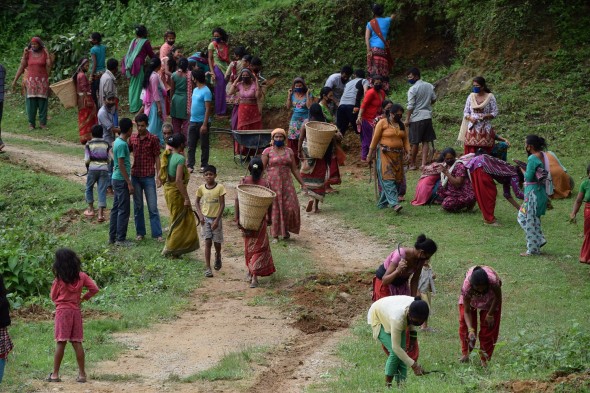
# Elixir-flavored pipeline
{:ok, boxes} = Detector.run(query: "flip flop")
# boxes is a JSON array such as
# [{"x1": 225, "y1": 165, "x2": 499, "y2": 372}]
[
  {"x1": 46, "y1": 373, "x2": 61, "y2": 382},
  {"x1": 84, "y1": 210, "x2": 95, "y2": 218},
  {"x1": 205, "y1": 269, "x2": 213, "y2": 278},
  {"x1": 214, "y1": 254, "x2": 222, "y2": 271},
  {"x1": 393, "y1": 205, "x2": 403, "y2": 213},
  {"x1": 76, "y1": 376, "x2": 87, "y2": 383},
  {"x1": 97, "y1": 216, "x2": 105, "y2": 223}
]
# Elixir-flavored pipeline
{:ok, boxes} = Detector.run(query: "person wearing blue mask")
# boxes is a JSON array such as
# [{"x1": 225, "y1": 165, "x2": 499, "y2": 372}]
[
  {"x1": 404, "y1": 67, "x2": 437, "y2": 171},
  {"x1": 286, "y1": 77, "x2": 313, "y2": 164},
  {"x1": 458, "y1": 76, "x2": 498, "y2": 155},
  {"x1": 261, "y1": 128, "x2": 308, "y2": 242}
]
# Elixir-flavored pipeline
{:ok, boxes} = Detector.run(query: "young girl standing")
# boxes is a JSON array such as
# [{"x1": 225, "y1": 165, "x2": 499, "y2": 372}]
[
  {"x1": 48, "y1": 249, "x2": 99, "y2": 383},
  {"x1": 0, "y1": 275, "x2": 14, "y2": 383}
]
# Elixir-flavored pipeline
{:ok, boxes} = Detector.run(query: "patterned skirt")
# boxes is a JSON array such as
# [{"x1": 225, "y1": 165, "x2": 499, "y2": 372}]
[{"x1": 0, "y1": 328, "x2": 13, "y2": 358}]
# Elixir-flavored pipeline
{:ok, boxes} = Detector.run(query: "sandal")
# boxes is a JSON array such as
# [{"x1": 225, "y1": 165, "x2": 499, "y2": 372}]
[
  {"x1": 84, "y1": 209, "x2": 95, "y2": 218},
  {"x1": 97, "y1": 215, "x2": 105, "y2": 223},
  {"x1": 46, "y1": 373, "x2": 61, "y2": 382},
  {"x1": 205, "y1": 269, "x2": 213, "y2": 278},
  {"x1": 214, "y1": 254, "x2": 222, "y2": 271},
  {"x1": 76, "y1": 376, "x2": 87, "y2": 383},
  {"x1": 136, "y1": 235, "x2": 144, "y2": 241},
  {"x1": 393, "y1": 205, "x2": 403, "y2": 213}
]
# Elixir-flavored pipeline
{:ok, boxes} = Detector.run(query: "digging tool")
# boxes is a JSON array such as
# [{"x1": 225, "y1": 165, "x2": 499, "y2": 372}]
[
  {"x1": 75, "y1": 171, "x2": 88, "y2": 177},
  {"x1": 422, "y1": 370, "x2": 446, "y2": 377}
]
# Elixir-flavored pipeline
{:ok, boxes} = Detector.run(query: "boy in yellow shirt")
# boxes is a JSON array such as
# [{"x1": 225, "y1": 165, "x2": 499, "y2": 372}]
[{"x1": 195, "y1": 165, "x2": 226, "y2": 277}]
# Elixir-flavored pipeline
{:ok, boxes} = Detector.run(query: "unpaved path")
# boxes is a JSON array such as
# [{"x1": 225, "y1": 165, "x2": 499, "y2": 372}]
[{"x1": 3, "y1": 133, "x2": 391, "y2": 392}]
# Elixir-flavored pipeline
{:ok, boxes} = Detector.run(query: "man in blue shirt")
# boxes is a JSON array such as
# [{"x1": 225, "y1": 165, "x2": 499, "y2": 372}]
[
  {"x1": 187, "y1": 69, "x2": 212, "y2": 173},
  {"x1": 109, "y1": 117, "x2": 134, "y2": 247}
]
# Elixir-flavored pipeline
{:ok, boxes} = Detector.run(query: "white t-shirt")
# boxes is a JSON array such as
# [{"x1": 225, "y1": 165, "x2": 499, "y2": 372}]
[
  {"x1": 324, "y1": 73, "x2": 347, "y2": 101},
  {"x1": 340, "y1": 77, "x2": 369, "y2": 106}
]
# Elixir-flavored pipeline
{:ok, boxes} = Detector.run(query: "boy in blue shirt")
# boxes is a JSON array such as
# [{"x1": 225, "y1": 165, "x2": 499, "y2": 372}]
[{"x1": 187, "y1": 69, "x2": 212, "y2": 173}]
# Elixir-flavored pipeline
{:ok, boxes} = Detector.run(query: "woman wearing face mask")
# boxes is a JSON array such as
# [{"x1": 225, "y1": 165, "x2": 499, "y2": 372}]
[
  {"x1": 123, "y1": 25, "x2": 155, "y2": 113},
  {"x1": 368, "y1": 103, "x2": 409, "y2": 211},
  {"x1": 517, "y1": 135, "x2": 550, "y2": 256},
  {"x1": 170, "y1": 58, "x2": 192, "y2": 139},
  {"x1": 73, "y1": 58, "x2": 97, "y2": 144},
  {"x1": 458, "y1": 76, "x2": 498, "y2": 155},
  {"x1": 357, "y1": 75, "x2": 386, "y2": 162},
  {"x1": 286, "y1": 77, "x2": 313, "y2": 164},
  {"x1": 458, "y1": 265, "x2": 502, "y2": 367},
  {"x1": 368, "y1": 296, "x2": 428, "y2": 387},
  {"x1": 141, "y1": 57, "x2": 166, "y2": 146},
  {"x1": 261, "y1": 128, "x2": 307, "y2": 242},
  {"x1": 228, "y1": 68, "x2": 262, "y2": 156},
  {"x1": 11, "y1": 37, "x2": 52, "y2": 129},
  {"x1": 436, "y1": 147, "x2": 476, "y2": 212},
  {"x1": 208, "y1": 27, "x2": 230, "y2": 116},
  {"x1": 317, "y1": 87, "x2": 343, "y2": 192}
]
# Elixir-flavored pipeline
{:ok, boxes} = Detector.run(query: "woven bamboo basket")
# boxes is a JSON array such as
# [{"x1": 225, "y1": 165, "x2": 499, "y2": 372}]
[
  {"x1": 50, "y1": 79, "x2": 76, "y2": 109},
  {"x1": 305, "y1": 121, "x2": 337, "y2": 158},
  {"x1": 237, "y1": 184, "x2": 276, "y2": 230}
]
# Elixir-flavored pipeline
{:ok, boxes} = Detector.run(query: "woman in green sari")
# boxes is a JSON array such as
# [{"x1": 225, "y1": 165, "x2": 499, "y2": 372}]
[
  {"x1": 123, "y1": 25, "x2": 155, "y2": 113},
  {"x1": 160, "y1": 133, "x2": 200, "y2": 257}
]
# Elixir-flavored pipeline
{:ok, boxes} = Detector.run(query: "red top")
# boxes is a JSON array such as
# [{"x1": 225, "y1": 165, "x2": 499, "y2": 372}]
[
  {"x1": 22, "y1": 49, "x2": 50, "y2": 98},
  {"x1": 129, "y1": 132, "x2": 161, "y2": 177},
  {"x1": 51, "y1": 272, "x2": 99, "y2": 311},
  {"x1": 361, "y1": 88, "x2": 385, "y2": 121}
]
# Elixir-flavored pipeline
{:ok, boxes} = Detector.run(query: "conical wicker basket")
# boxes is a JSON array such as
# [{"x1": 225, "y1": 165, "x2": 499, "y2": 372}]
[
  {"x1": 50, "y1": 79, "x2": 76, "y2": 109},
  {"x1": 305, "y1": 121, "x2": 337, "y2": 158},
  {"x1": 237, "y1": 184, "x2": 276, "y2": 231}
]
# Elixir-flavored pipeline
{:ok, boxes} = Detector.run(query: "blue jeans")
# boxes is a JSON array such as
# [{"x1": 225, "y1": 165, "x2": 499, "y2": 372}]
[
  {"x1": 132, "y1": 176, "x2": 162, "y2": 238},
  {"x1": 85, "y1": 170, "x2": 109, "y2": 208},
  {"x1": 109, "y1": 179, "x2": 130, "y2": 242},
  {"x1": 0, "y1": 357, "x2": 5, "y2": 382}
]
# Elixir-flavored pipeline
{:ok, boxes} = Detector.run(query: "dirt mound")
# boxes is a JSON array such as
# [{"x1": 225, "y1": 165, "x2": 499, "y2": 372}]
[
  {"x1": 289, "y1": 273, "x2": 373, "y2": 334},
  {"x1": 503, "y1": 369, "x2": 590, "y2": 393}
]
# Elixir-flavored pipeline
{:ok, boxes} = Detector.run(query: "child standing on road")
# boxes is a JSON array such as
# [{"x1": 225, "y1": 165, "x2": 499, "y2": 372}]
[
  {"x1": 0, "y1": 275, "x2": 14, "y2": 384},
  {"x1": 48, "y1": 249, "x2": 99, "y2": 383},
  {"x1": 84, "y1": 124, "x2": 111, "y2": 222},
  {"x1": 418, "y1": 261, "x2": 436, "y2": 332},
  {"x1": 195, "y1": 165, "x2": 226, "y2": 277}
]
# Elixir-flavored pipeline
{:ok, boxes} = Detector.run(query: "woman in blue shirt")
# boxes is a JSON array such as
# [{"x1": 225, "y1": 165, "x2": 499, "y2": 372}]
[{"x1": 365, "y1": 4, "x2": 395, "y2": 92}]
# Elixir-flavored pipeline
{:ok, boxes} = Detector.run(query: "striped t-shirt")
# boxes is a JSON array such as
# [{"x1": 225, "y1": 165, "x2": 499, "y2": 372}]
[{"x1": 84, "y1": 138, "x2": 110, "y2": 171}]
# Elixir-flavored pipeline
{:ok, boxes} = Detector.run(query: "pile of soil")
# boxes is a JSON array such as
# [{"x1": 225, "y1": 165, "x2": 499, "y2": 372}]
[
  {"x1": 288, "y1": 272, "x2": 373, "y2": 334},
  {"x1": 503, "y1": 369, "x2": 590, "y2": 393}
]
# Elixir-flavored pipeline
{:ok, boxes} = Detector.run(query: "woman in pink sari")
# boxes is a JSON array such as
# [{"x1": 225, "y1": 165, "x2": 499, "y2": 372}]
[
  {"x1": 228, "y1": 68, "x2": 262, "y2": 155},
  {"x1": 411, "y1": 162, "x2": 443, "y2": 206},
  {"x1": 235, "y1": 157, "x2": 276, "y2": 288},
  {"x1": 208, "y1": 27, "x2": 230, "y2": 116},
  {"x1": 74, "y1": 58, "x2": 97, "y2": 144}
]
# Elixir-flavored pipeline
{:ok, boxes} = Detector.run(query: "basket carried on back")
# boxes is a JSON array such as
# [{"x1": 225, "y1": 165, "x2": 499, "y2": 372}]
[
  {"x1": 305, "y1": 121, "x2": 337, "y2": 159},
  {"x1": 50, "y1": 79, "x2": 76, "y2": 109},
  {"x1": 237, "y1": 184, "x2": 276, "y2": 231}
]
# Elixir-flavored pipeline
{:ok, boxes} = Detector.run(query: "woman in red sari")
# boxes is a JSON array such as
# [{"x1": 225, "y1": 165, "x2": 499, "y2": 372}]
[
  {"x1": 228, "y1": 68, "x2": 262, "y2": 155},
  {"x1": 74, "y1": 58, "x2": 97, "y2": 144},
  {"x1": 570, "y1": 163, "x2": 590, "y2": 265},
  {"x1": 235, "y1": 157, "x2": 276, "y2": 288}
]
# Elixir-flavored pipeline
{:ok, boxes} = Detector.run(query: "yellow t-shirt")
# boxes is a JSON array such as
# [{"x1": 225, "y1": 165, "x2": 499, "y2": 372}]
[{"x1": 196, "y1": 183, "x2": 226, "y2": 218}]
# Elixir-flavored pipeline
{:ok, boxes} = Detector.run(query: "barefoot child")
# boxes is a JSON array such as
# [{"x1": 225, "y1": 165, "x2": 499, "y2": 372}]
[
  {"x1": 0, "y1": 275, "x2": 14, "y2": 383},
  {"x1": 235, "y1": 157, "x2": 276, "y2": 288},
  {"x1": 195, "y1": 165, "x2": 226, "y2": 277},
  {"x1": 48, "y1": 249, "x2": 99, "y2": 383},
  {"x1": 417, "y1": 261, "x2": 436, "y2": 332},
  {"x1": 84, "y1": 124, "x2": 111, "y2": 222}
]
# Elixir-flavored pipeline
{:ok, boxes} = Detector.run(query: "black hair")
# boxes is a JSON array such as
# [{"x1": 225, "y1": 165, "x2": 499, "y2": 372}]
[
  {"x1": 106, "y1": 58, "x2": 118, "y2": 72},
  {"x1": 119, "y1": 118, "x2": 133, "y2": 134},
  {"x1": 212, "y1": 27, "x2": 228, "y2": 42},
  {"x1": 439, "y1": 147, "x2": 457, "y2": 161},
  {"x1": 251, "y1": 57, "x2": 262, "y2": 67},
  {"x1": 371, "y1": 74, "x2": 383, "y2": 82},
  {"x1": 135, "y1": 25, "x2": 148, "y2": 38},
  {"x1": 388, "y1": 103, "x2": 405, "y2": 131},
  {"x1": 192, "y1": 68, "x2": 206, "y2": 84},
  {"x1": 142, "y1": 57, "x2": 161, "y2": 89},
  {"x1": 473, "y1": 76, "x2": 492, "y2": 93},
  {"x1": 372, "y1": 3, "x2": 385, "y2": 16},
  {"x1": 203, "y1": 165, "x2": 217, "y2": 175},
  {"x1": 475, "y1": 148, "x2": 486, "y2": 156},
  {"x1": 90, "y1": 32, "x2": 102, "y2": 43},
  {"x1": 408, "y1": 299, "x2": 430, "y2": 322},
  {"x1": 382, "y1": 99, "x2": 393, "y2": 109},
  {"x1": 164, "y1": 30, "x2": 176, "y2": 39},
  {"x1": 242, "y1": 54, "x2": 253, "y2": 63},
  {"x1": 525, "y1": 135, "x2": 547, "y2": 151},
  {"x1": 407, "y1": 67, "x2": 421, "y2": 78},
  {"x1": 354, "y1": 69, "x2": 366, "y2": 79},
  {"x1": 414, "y1": 234, "x2": 437, "y2": 255},
  {"x1": 178, "y1": 57, "x2": 189, "y2": 72},
  {"x1": 72, "y1": 57, "x2": 88, "y2": 83},
  {"x1": 167, "y1": 133, "x2": 185, "y2": 148},
  {"x1": 470, "y1": 266, "x2": 490, "y2": 288},
  {"x1": 91, "y1": 124, "x2": 103, "y2": 138},
  {"x1": 341, "y1": 65, "x2": 353, "y2": 76},
  {"x1": 587, "y1": 163, "x2": 590, "y2": 176},
  {"x1": 248, "y1": 157, "x2": 264, "y2": 181},
  {"x1": 53, "y1": 248, "x2": 82, "y2": 284},
  {"x1": 167, "y1": 56, "x2": 177, "y2": 73},
  {"x1": 135, "y1": 113, "x2": 149, "y2": 125},
  {"x1": 309, "y1": 103, "x2": 326, "y2": 122},
  {"x1": 233, "y1": 46, "x2": 246, "y2": 58},
  {"x1": 319, "y1": 86, "x2": 333, "y2": 102}
]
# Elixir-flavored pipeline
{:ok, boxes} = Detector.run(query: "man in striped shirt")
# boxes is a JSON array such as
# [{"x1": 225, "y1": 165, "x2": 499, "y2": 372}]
[{"x1": 84, "y1": 124, "x2": 111, "y2": 222}]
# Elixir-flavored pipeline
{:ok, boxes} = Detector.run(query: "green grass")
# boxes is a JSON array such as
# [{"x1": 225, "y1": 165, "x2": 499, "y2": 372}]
[
  {"x1": 181, "y1": 346, "x2": 267, "y2": 382},
  {"x1": 0, "y1": 161, "x2": 203, "y2": 392}
]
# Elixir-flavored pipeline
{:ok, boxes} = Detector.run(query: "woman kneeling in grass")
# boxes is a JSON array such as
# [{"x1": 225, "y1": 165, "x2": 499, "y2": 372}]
[{"x1": 368, "y1": 296, "x2": 428, "y2": 387}]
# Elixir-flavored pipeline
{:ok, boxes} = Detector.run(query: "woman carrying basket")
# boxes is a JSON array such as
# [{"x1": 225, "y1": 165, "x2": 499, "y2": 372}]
[
  {"x1": 262, "y1": 128, "x2": 307, "y2": 242},
  {"x1": 235, "y1": 157, "x2": 276, "y2": 288}
]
